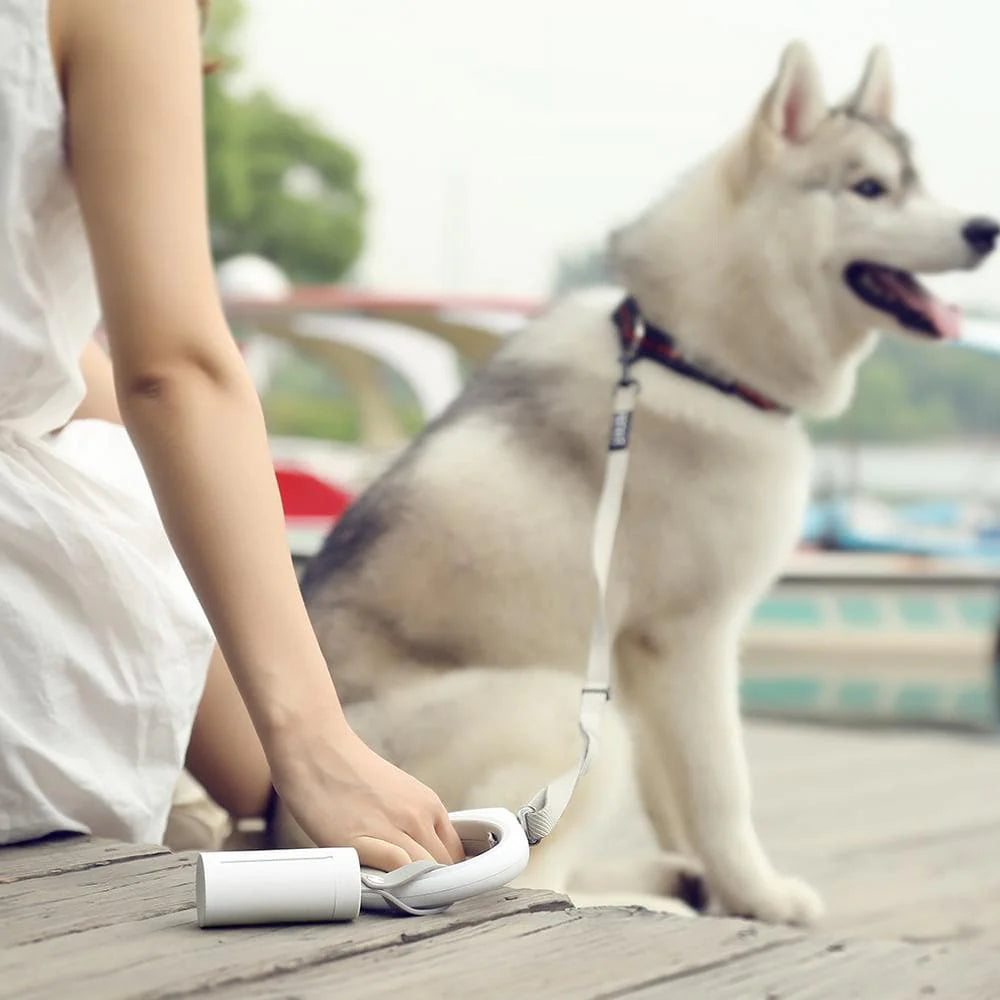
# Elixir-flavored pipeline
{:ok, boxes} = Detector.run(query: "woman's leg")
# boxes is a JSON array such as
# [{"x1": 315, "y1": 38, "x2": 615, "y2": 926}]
[{"x1": 185, "y1": 646, "x2": 272, "y2": 818}]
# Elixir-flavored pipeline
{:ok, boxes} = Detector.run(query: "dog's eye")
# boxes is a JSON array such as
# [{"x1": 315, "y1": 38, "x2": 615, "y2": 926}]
[{"x1": 852, "y1": 178, "x2": 888, "y2": 199}]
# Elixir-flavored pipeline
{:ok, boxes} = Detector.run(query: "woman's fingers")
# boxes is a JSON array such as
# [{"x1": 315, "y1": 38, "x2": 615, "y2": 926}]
[
  {"x1": 435, "y1": 813, "x2": 466, "y2": 864},
  {"x1": 352, "y1": 837, "x2": 413, "y2": 873},
  {"x1": 354, "y1": 829, "x2": 436, "y2": 871},
  {"x1": 354, "y1": 822, "x2": 460, "y2": 870},
  {"x1": 412, "y1": 823, "x2": 459, "y2": 866},
  {"x1": 397, "y1": 800, "x2": 464, "y2": 864},
  {"x1": 394, "y1": 830, "x2": 437, "y2": 866}
]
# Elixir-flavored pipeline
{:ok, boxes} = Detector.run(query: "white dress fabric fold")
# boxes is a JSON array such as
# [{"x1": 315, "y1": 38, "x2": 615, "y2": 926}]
[{"x1": 0, "y1": 0, "x2": 215, "y2": 844}]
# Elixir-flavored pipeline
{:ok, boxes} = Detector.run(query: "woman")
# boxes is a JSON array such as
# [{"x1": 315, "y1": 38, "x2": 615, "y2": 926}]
[{"x1": 0, "y1": 0, "x2": 463, "y2": 872}]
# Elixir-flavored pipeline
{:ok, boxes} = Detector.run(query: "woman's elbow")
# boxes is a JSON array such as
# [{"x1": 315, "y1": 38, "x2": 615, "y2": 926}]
[{"x1": 116, "y1": 335, "x2": 248, "y2": 402}]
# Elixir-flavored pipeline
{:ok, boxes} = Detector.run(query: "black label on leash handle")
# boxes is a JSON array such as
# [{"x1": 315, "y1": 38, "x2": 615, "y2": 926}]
[{"x1": 609, "y1": 410, "x2": 632, "y2": 451}]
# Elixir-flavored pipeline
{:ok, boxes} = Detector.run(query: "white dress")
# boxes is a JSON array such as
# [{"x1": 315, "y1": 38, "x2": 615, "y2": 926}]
[{"x1": 0, "y1": 1, "x2": 216, "y2": 844}]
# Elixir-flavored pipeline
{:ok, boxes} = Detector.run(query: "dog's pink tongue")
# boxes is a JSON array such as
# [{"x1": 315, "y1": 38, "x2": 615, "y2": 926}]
[
  {"x1": 925, "y1": 297, "x2": 962, "y2": 340},
  {"x1": 893, "y1": 277, "x2": 962, "y2": 340}
]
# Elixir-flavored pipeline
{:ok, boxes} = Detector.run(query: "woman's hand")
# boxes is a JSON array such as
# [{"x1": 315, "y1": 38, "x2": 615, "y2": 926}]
[{"x1": 269, "y1": 721, "x2": 465, "y2": 872}]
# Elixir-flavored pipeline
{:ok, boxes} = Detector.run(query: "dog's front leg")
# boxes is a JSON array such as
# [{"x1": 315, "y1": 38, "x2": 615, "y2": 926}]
[{"x1": 620, "y1": 622, "x2": 823, "y2": 926}]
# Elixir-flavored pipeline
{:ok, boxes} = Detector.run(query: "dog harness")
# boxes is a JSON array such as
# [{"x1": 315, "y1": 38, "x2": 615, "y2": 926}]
[{"x1": 612, "y1": 296, "x2": 790, "y2": 414}]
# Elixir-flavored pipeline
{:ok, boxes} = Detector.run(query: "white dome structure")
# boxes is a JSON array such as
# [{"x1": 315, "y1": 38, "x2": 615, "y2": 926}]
[{"x1": 216, "y1": 254, "x2": 291, "y2": 301}]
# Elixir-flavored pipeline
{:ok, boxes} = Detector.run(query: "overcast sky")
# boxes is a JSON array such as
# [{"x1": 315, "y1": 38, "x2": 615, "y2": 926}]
[{"x1": 240, "y1": 0, "x2": 1000, "y2": 307}]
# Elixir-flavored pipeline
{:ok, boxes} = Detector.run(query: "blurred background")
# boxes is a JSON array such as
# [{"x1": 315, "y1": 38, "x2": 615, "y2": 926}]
[{"x1": 205, "y1": 0, "x2": 1000, "y2": 732}]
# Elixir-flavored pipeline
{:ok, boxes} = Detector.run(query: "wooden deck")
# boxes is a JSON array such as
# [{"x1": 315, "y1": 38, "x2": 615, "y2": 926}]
[{"x1": 4, "y1": 720, "x2": 1000, "y2": 999}]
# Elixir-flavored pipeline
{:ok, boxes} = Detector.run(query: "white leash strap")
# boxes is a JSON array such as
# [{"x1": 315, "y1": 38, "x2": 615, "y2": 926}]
[
  {"x1": 361, "y1": 861, "x2": 448, "y2": 915},
  {"x1": 517, "y1": 348, "x2": 643, "y2": 844}
]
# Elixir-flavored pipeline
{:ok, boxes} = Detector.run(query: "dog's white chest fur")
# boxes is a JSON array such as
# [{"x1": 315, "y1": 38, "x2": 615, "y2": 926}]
[{"x1": 616, "y1": 404, "x2": 810, "y2": 632}]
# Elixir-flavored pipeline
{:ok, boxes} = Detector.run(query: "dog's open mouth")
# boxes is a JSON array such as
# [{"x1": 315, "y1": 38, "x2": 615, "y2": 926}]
[{"x1": 844, "y1": 262, "x2": 961, "y2": 340}]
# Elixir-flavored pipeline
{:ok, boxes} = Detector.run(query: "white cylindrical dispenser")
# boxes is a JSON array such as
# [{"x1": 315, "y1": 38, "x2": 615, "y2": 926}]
[{"x1": 196, "y1": 848, "x2": 362, "y2": 927}]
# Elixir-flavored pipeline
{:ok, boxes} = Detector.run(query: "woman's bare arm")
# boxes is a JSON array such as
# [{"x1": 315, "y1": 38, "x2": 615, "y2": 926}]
[
  {"x1": 70, "y1": 338, "x2": 273, "y2": 820},
  {"x1": 54, "y1": 0, "x2": 461, "y2": 868}
]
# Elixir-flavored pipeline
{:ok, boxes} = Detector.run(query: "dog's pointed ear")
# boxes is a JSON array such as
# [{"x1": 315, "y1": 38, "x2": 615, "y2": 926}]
[
  {"x1": 848, "y1": 46, "x2": 894, "y2": 120},
  {"x1": 758, "y1": 41, "x2": 827, "y2": 143}
]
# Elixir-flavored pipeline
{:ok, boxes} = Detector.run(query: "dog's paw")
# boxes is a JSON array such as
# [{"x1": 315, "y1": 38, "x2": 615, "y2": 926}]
[
  {"x1": 567, "y1": 851, "x2": 709, "y2": 912},
  {"x1": 715, "y1": 873, "x2": 824, "y2": 926},
  {"x1": 662, "y1": 857, "x2": 710, "y2": 913}
]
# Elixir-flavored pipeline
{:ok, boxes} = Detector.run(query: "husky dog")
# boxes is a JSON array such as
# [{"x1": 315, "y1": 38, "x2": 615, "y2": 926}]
[{"x1": 287, "y1": 42, "x2": 997, "y2": 924}]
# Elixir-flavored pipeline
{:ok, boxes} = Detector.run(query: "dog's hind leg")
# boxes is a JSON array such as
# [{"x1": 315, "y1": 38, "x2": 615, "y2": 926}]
[
  {"x1": 561, "y1": 769, "x2": 710, "y2": 914},
  {"x1": 568, "y1": 852, "x2": 707, "y2": 915},
  {"x1": 342, "y1": 666, "x2": 623, "y2": 896},
  {"x1": 464, "y1": 691, "x2": 708, "y2": 915},
  {"x1": 465, "y1": 764, "x2": 590, "y2": 895},
  {"x1": 458, "y1": 681, "x2": 635, "y2": 896}
]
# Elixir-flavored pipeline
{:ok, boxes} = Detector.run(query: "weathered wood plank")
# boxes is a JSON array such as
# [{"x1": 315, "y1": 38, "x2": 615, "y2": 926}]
[
  {"x1": 623, "y1": 933, "x2": 1000, "y2": 999},
  {"x1": 7, "y1": 721, "x2": 1000, "y2": 999},
  {"x1": 741, "y1": 724, "x2": 1000, "y2": 944},
  {"x1": 0, "y1": 852, "x2": 199, "y2": 945},
  {"x1": 0, "y1": 834, "x2": 168, "y2": 883},
  {"x1": 749, "y1": 724, "x2": 1000, "y2": 856},
  {"x1": 796, "y1": 821, "x2": 1000, "y2": 947},
  {"x1": 179, "y1": 908, "x2": 804, "y2": 1000},
  {"x1": 1, "y1": 844, "x2": 573, "y2": 1000},
  {"x1": 5, "y1": 897, "x2": 570, "y2": 1000}
]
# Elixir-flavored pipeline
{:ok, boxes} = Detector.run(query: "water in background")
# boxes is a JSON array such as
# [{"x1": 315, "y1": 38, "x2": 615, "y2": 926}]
[{"x1": 814, "y1": 441, "x2": 1000, "y2": 501}]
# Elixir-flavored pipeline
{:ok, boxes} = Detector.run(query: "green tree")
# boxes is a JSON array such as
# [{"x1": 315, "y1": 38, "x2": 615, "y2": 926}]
[
  {"x1": 813, "y1": 336, "x2": 1000, "y2": 442},
  {"x1": 202, "y1": 0, "x2": 365, "y2": 283}
]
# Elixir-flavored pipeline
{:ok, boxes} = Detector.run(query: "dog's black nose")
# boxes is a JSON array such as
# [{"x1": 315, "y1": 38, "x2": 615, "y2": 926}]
[{"x1": 962, "y1": 216, "x2": 1000, "y2": 255}]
